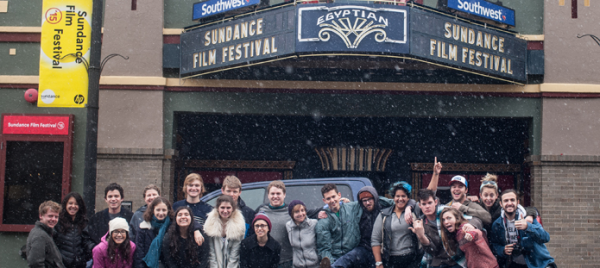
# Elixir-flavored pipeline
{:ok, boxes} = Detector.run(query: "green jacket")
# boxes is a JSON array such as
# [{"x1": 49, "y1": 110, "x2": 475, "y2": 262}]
[{"x1": 316, "y1": 198, "x2": 393, "y2": 263}]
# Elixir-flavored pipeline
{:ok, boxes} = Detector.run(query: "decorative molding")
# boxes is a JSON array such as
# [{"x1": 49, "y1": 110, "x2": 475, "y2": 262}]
[
  {"x1": 0, "y1": 26, "x2": 41, "y2": 33},
  {"x1": 517, "y1": 34, "x2": 544, "y2": 41},
  {"x1": 315, "y1": 146, "x2": 392, "y2": 172},
  {"x1": 410, "y1": 162, "x2": 521, "y2": 173},
  {"x1": 184, "y1": 160, "x2": 296, "y2": 170},
  {"x1": 163, "y1": 28, "x2": 184, "y2": 35}
]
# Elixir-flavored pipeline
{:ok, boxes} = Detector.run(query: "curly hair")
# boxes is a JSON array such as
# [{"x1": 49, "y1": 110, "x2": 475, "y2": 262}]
[
  {"x1": 167, "y1": 207, "x2": 200, "y2": 265},
  {"x1": 58, "y1": 192, "x2": 87, "y2": 234},
  {"x1": 143, "y1": 197, "x2": 174, "y2": 222}
]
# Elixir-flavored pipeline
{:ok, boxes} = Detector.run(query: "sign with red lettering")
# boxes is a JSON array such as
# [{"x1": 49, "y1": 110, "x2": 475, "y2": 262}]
[{"x1": 2, "y1": 115, "x2": 70, "y2": 135}]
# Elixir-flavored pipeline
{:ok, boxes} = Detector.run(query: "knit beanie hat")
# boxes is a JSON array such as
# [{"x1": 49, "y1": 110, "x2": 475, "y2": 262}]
[
  {"x1": 359, "y1": 191, "x2": 374, "y2": 200},
  {"x1": 252, "y1": 212, "x2": 272, "y2": 233},
  {"x1": 109, "y1": 217, "x2": 130, "y2": 234},
  {"x1": 288, "y1": 200, "x2": 306, "y2": 217}
]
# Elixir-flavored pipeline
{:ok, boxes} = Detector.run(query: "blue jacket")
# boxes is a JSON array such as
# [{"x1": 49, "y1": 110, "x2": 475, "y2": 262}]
[
  {"x1": 490, "y1": 216, "x2": 554, "y2": 268},
  {"x1": 316, "y1": 197, "x2": 394, "y2": 263}
]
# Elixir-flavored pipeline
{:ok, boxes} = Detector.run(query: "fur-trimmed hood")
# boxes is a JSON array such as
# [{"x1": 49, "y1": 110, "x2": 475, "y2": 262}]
[{"x1": 203, "y1": 208, "x2": 246, "y2": 241}]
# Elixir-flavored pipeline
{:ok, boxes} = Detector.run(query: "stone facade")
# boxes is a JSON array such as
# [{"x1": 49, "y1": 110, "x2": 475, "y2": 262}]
[
  {"x1": 96, "y1": 148, "x2": 171, "y2": 212},
  {"x1": 529, "y1": 155, "x2": 600, "y2": 268}
]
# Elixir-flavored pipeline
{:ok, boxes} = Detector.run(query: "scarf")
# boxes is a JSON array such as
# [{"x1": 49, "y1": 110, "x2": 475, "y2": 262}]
[{"x1": 143, "y1": 216, "x2": 171, "y2": 268}]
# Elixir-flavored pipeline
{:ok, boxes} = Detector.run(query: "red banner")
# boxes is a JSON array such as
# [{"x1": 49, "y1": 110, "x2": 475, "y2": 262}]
[{"x1": 2, "y1": 115, "x2": 70, "y2": 135}]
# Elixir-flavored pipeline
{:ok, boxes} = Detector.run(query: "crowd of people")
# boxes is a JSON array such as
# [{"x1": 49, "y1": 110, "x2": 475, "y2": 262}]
[{"x1": 26, "y1": 160, "x2": 557, "y2": 268}]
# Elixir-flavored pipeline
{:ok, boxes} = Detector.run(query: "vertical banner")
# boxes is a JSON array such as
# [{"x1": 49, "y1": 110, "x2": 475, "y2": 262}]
[{"x1": 38, "y1": 0, "x2": 92, "y2": 108}]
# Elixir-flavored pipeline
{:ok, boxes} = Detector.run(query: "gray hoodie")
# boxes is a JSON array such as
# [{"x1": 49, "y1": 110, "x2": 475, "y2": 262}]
[{"x1": 286, "y1": 218, "x2": 319, "y2": 268}]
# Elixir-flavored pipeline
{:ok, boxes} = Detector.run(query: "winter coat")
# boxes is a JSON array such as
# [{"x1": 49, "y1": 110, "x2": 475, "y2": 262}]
[
  {"x1": 204, "y1": 209, "x2": 246, "y2": 268},
  {"x1": 26, "y1": 221, "x2": 66, "y2": 268},
  {"x1": 286, "y1": 218, "x2": 319, "y2": 268},
  {"x1": 173, "y1": 200, "x2": 213, "y2": 226},
  {"x1": 162, "y1": 229, "x2": 210, "y2": 268},
  {"x1": 239, "y1": 234, "x2": 281, "y2": 268},
  {"x1": 129, "y1": 205, "x2": 147, "y2": 242},
  {"x1": 491, "y1": 212, "x2": 554, "y2": 268},
  {"x1": 237, "y1": 198, "x2": 256, "y2": 238},
  {"x1": 84, "y1": 209, "x2": 134, "y2": 255},
  {"x1": 254, "y1": 204, "x2": 294, "y2": 264},
  {"x1": 447, "y1": 199, "x2": 492, "y2": 226},
  {"x1": 54, "y1": 221, "x2": 88, "y2": 268},
  {"x1": 455, "y1": 223, "x2": 498, "y2": 268},
  {"x1": 92, "y1": 233, "x2": 136, "y2": 268},
  {"x1": 315, "y1": 197, "x2": 393, "y2": 263},
  {"x1": 371, "y1": 206, "x2": 421, "y2": 267}
]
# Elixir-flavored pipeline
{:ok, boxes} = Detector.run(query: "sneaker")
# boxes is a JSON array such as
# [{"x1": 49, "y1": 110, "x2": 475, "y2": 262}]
[{"x1": 319, "y1": 257, "x2": 331, "y2": 268}]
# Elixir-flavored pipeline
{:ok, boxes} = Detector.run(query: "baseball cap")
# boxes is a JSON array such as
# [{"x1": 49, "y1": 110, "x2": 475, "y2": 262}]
[{"x1": 449, "y1": 175, "x2": 468, "y2": 188}]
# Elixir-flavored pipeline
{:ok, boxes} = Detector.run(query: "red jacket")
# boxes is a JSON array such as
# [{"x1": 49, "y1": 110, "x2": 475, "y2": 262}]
[
  {"x1": 456, "y1": 223, "x2": 498, "y2": 268},
  {"x1": 92, "y1": 233, "x2": 136, "y2": 268}
]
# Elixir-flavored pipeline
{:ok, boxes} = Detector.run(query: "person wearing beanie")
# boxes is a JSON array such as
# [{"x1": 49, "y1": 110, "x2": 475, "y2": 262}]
[
  {"x1": 92, "y1": 217, "x2": 137, "y2": 268},
  {"x1": 286, "y1": 200, "x2": 319, "y2": 268},
  {"x1": 240, "y1": 212, "x2": 281, "y2": 268}
]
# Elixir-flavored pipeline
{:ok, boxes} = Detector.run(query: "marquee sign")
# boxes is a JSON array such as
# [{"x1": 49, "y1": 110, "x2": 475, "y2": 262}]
[
  {"x1": 296, "y1": 4, "x2": 409, "y2": 54},
  {"x1": 410, "y1": 8, "x2": 526, "y2": 82},
  {"x1": 447, "y1": 0, "x2": 516, "y2": 27},
  {"x1": 181, "y1": 4, "x2": 527, "y2": 82},
  {"x1": 181, "y1": 6, "x2": 296, "y2": 77}
]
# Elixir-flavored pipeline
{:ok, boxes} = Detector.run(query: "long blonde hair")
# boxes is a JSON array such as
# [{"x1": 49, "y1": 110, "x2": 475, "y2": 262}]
[{"x1": 440, "y1": 207, "x2": 468, "y2": 256}]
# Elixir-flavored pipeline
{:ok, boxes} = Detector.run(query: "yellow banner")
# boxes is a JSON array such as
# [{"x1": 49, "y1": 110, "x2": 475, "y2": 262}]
[{"x1": 38, "y1": 0, "x2": 92, "y2": 107}]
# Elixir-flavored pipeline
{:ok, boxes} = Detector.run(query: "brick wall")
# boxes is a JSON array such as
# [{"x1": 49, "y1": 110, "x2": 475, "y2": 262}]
[
  {"x1": 95, "y1": 148, "x2": 168, "y2": 213},
  {"x1": 529, "y1": 155, "x2": 600, "y2": 268}
]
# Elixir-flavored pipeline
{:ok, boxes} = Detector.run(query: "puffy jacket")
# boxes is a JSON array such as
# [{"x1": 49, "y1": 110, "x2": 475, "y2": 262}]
[
  {"x1": 240, "y1": 234, "x2": 281, "y2": 268},
  {"x1": 133, "y1": 221, "x2": 161, "y2": 268},
  {"x1": 162, "y1": 228, "x2": 210, "y2": 268},
  {"x1": 286, "y1": 218, "x2": 319, "y2": 268},
  {"x1": 83, "y1": 209, "x2": 134, "y2": 255},
  {"x1": 26, "y1": 221, "x2": 66, "y2": 268},
  {"x1": 92, "y1": 233, "x2": 136, "y2": 268},
  {"x1": 204, "y1": 209, "x2": 246, "y2": 268},
  {"x1": 54, "y1": 221, "x2": 88, "y2": 268},
  {"x1": 491, "y1": 215, "x2": 554, "y2": 268}
]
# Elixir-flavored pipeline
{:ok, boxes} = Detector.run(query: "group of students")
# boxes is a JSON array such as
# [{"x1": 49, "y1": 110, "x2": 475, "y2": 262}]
[{"x1": 26, "y1": 159, "x2": 556, "y2": 268}]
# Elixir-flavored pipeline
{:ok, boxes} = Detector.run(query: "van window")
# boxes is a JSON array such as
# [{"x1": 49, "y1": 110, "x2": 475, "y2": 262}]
[
  {"x1": 285, "y1": 185, "x2": 353, "y2": 210},
  {"x1": 205, "y1": 188, "x2": 266, "y2": 209}
]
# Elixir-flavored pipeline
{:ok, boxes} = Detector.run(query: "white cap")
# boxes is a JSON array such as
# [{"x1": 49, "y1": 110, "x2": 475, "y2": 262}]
[{"x1": 109, "y1": 217, "x2": 130, "y2": 234}]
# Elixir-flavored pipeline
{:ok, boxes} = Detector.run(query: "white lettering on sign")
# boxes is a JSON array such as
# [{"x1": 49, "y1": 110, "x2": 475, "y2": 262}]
[
  {"x1": 201, "y1": 0, "x2": 247, "y2": 17},
  {"x1": 456, "y1": 0, "x2": 502, "y2": 20}
]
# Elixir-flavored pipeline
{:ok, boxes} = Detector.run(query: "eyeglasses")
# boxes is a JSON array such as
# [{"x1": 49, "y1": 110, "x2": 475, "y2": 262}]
[
  {"x1": 254, "y1": 224, "x2": 268, "y2": 229},
  {"x1": 112, "y1": 230, "x2": 127, "y2": 235},
  {"x1": 361, "y1": 198, "x2": 374, "y2": 204}
]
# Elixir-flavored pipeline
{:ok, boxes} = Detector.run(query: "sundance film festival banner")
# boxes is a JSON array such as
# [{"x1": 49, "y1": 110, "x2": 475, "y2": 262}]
[{"x1": 38, "y1": 0, "x2": 92, "y2": 108}]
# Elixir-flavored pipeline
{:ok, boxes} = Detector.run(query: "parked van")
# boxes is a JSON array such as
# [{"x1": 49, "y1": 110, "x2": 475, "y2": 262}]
[{"x1": 200, "y1": 177, "x2": 373, "y2": 211}]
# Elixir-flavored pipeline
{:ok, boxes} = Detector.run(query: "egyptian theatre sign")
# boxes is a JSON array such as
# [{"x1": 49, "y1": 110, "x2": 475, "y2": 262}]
[{"x1": 180, "y1": 3, "x2": 527, "y2": 82}]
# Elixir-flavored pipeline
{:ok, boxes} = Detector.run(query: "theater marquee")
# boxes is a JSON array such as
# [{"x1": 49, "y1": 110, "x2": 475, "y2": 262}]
[{"x1": 180, "y1": 3, "x2": 527, "y2": 82}]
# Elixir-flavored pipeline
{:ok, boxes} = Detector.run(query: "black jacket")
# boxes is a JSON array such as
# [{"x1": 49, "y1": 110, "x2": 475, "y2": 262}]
[
  {"x1": 162, "y1": 229, "x2": 209, "y2": 268},
  {"x1": 240, "y1": 234, "x2": 281, "y2": 268},
  {"x1": 238, "y1": 198, "x2": 257, "y2": 226},
  {"x1": 83, "y1": 208, "x2": 134, "y2": 255},
  {"x1": 54, "y1": 221, "x2": 88, "y2": 268},
  {"x1": 357, "y1": 186, "x2": 381, "y2": 249}
]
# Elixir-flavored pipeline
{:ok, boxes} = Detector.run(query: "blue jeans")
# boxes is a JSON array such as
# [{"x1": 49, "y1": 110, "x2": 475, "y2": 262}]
[{"x1": 332, "y1": 246, "x2": 375, "y2": 268}]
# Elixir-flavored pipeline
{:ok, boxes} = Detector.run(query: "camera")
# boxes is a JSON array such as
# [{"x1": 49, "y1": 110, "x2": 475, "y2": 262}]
[{"x1": 511, "y1": 243, "x2": 524, "y2": 256}]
